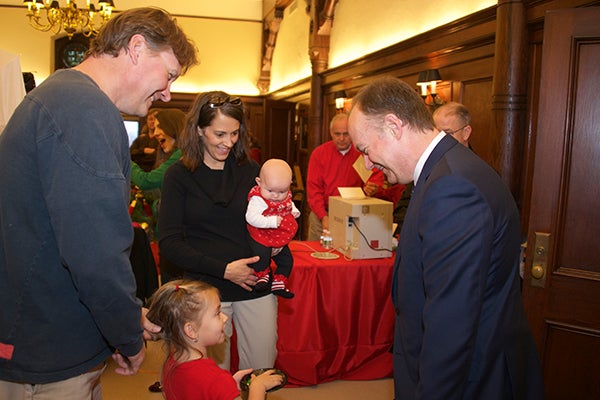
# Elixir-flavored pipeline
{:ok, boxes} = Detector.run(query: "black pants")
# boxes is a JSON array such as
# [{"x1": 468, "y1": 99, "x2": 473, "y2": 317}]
[
  {"x1": 248, "y1": 237, "x2": 293, "y2": 278},
  {"x1": 129, "y1": 227, "x2": 159, "y2": 303}
]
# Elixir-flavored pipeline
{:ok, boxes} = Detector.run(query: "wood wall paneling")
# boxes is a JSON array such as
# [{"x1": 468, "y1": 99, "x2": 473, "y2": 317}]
[
  {"x1": 542, "y1": 324, "x2": 600, "y2": 399},
  {"x1": 264, "y1": 99, "x2": 296, "y2": 161},
  {"x1": 458, "y1": 78, "x2": 494, "y2": 167},
  {"x1": 151, "y1": 92, "x2": 197, "y2": 112},
  {"x1": 520, "y1": 25, "x2": 545, "y2": 232},
  {"x1": 245, "y1": 100, "x2": 265, "y2": 161}
]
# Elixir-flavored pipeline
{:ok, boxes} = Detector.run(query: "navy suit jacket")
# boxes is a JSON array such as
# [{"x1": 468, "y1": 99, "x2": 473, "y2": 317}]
[{"x1": 392, "y1": 135, "x2": 544, "y2": 399}]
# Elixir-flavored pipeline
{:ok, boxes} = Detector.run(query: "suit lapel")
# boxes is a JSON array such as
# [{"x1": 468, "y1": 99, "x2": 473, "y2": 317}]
[{"x1": 413, "y1": 134, "x2": 457, "y2": 195}]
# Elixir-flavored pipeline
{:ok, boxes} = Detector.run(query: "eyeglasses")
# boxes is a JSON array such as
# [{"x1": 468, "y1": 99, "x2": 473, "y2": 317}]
[
  {"x1": 444, "y1": 124, "x2": 468, "y2": 136},
  {"x1": 206, "y1": 96, "x2": 242, "y2": 109}
]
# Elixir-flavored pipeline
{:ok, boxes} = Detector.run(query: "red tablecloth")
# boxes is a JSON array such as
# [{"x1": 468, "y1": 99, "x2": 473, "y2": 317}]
[{"x1": 275, "y1": 241, "x2": 395, "y2": 386}]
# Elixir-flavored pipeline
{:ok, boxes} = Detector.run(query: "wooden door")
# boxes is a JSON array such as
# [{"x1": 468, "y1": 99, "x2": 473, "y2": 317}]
[
  {"x1": 264, "y1": 99, "x2": 295, "y2": 162},
  {"x1": 522, "y1": 7, "x2": 600, "y2": 400},
  {"x1": 293, "y1": 103, "x2": 310, "y2": 239}
]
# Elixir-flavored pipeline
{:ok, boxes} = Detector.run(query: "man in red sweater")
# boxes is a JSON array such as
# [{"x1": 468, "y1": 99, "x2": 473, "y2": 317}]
[{"x1": 306, "y1": 113, "x2": 385, "y2": 241}]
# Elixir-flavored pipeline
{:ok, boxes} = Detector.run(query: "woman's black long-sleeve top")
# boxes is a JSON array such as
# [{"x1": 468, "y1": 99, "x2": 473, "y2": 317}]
[{"x1": 158, "y1": 155, "x2": 264, "y2": 301}]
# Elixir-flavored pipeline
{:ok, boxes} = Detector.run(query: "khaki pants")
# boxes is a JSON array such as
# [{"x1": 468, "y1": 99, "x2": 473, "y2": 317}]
[
  {"x1": 0, "y1": 363, "x2": 105, "y2": 400},
  {"x1": 207, "y1": 294, "x2": 278, "y2": 371},
  {"x1": 307, "y1": 211, "x2": 324, "y2": 241}
]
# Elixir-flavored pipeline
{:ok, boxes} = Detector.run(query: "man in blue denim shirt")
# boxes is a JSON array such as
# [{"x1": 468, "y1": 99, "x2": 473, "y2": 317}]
[{"x1": 0, "y1": 8, "x2": 197, "y2": 399}]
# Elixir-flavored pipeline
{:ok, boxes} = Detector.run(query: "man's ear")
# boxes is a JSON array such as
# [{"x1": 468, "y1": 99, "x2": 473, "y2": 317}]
[
  {"x1": 128, "y1": 34, "x2": 146, "y2": 65},
  {"x1": 462, "y1": 125, "x2": 472, "y2": 142},
  {"x1": 383, "y1": 113, "x2": 403, "y2": 139}
]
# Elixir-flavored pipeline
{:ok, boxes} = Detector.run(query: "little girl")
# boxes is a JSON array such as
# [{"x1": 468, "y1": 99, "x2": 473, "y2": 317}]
[{"x1": 146, "y1": 279, "x2": 284, "y2": 400}]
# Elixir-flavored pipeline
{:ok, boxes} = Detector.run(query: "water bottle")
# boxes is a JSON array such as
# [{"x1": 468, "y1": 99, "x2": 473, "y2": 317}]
[{"x1": 320, "y1": 230, "x2": 333, "y2": 249}]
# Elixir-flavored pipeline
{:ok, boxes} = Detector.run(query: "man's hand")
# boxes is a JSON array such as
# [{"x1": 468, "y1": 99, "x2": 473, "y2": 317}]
[
  {"x1": 142, "y1": 307, "x2": 162, "y2": 341},
  {"x1": 363, "y1": 182, "x2": 380, "y2": 197},
  {"x1": 112, "y1": 347, "x2": 145, "y2": 376},
  {"x1": 321, "y1": 215, "x2": 329, "y2": 232}
]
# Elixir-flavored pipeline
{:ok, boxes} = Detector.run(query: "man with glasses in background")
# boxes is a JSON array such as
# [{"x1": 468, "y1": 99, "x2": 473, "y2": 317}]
[{"x1": 433, "y1": 101, "x2": 473, "y2": 149}]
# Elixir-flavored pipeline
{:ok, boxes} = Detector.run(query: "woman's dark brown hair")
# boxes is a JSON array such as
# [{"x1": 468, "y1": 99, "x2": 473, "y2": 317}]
[{"x1": 179, "y1": 91, "x2": 250, "y2": 171}]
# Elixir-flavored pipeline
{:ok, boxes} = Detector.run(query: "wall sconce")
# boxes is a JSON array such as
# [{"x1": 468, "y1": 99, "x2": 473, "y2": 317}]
[
  {"x1": 334, "y1": 90, "x2": 347, "y2": 111},
  {"x1": 417, "y1": 69, "x2": 445, "y2": 108}
]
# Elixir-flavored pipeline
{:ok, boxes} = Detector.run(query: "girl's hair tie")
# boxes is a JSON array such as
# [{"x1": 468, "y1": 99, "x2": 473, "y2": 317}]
[{"x1": 175, "y1": 285, "x2": 180, "y2": 291}]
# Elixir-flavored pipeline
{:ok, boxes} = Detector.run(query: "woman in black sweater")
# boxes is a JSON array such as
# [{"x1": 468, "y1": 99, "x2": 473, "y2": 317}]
[{"x1": 158, "y1": 92, "x2": 278, "y2": 371}]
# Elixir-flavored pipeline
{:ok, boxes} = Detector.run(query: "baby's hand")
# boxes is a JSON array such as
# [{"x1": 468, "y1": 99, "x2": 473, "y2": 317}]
[
  {"x1": 249, "y1": 369, "x2": 284, "y2": 392},
  {"x1": 276, "y1": 216, "x2": 283, "y2": 226}
]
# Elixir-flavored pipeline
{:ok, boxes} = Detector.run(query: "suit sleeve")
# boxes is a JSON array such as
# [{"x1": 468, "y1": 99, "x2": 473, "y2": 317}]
[{"x1": 416, "y1": 175, "x2": 493, "y2": 399}]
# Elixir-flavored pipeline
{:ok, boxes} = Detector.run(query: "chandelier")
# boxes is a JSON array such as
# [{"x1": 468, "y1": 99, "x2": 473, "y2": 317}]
[{"x1": 23, "y1": 0, "x2": 115, "y2": 39}]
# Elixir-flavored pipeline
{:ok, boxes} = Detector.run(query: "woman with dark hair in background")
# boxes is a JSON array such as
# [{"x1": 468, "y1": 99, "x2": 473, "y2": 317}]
[
  {"x1": 131, "y1": 108, "x2": 185, "y2": 190},
  {"x1": 129, "y1": 108, "x2": 186, "y2": 243}
]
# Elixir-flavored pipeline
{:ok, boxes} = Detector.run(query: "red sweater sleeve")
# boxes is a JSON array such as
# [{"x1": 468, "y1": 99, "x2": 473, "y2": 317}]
[
  {"x1": 367, "y1": 168, "x2": 385, "y2": 188},
  {"x1": 307, "y1": 144, "x2": 329, "y2": 220}
]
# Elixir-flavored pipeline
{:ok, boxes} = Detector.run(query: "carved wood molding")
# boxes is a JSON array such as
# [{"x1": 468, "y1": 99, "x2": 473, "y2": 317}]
[
  {"x1": 317, "y1": 0, "x2": 339, "y2": 35},
  {"x1": 308, "y1": 0, "x2": 337, "y2": 73},
  {"x1": 257, "y1": 0, "x2": 295, "y2": 95},
  {"x1": 491, "y1": 0, "x2": 528, "y2": 201},
  {"x1": 259, "y1": 0, "x2": 338, "y2": 96}
]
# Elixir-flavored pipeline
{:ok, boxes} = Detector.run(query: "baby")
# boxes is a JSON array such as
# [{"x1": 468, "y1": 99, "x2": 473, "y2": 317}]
[{"x1": 246, "y1": 159, "x2": 300, "y2": 298}]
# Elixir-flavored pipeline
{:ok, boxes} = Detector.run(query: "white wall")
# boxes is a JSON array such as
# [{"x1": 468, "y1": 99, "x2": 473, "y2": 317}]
[
  {"x1": 268, "y1": 0, "x2": 497, "y2": 91},
  {"x1": 0, "y1": 6, "x2": 263, "y2": 95},
  {"x1": 269, "y1": 2, "x2": 312, "y2": 91},
  {"x1": 1, "y1": 1, "x2": 497, "y2": 95},
  {"x1": 329, "y1": 0, "x2": 497, "y2": 68}
]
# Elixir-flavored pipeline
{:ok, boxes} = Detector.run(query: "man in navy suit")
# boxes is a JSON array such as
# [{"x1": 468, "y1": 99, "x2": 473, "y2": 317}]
[{"x1": 348, "y1": 76, "x2": 544, "y2": 399}]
